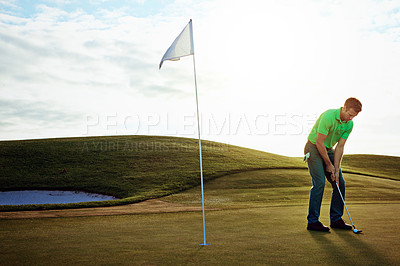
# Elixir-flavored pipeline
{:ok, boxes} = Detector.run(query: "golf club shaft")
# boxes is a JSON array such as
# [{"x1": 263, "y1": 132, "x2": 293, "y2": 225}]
[{"x1": 335, "y1": 182, "x2": 354, "y2": 228}]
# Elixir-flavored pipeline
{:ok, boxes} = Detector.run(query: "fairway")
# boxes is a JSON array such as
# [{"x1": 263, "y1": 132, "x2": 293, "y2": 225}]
[{"x1": 1, "y1": 169, "x2": 400, "y2": 265}]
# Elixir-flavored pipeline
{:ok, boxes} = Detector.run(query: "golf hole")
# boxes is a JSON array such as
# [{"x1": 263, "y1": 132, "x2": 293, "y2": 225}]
[{"x1": 0, "y1": 190, "x2": 118, "y2": 205}]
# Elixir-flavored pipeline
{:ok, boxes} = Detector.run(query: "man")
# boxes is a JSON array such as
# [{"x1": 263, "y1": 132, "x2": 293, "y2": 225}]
[{"x1": 304, "y1": 97, "x2": 362, "y2": 232}]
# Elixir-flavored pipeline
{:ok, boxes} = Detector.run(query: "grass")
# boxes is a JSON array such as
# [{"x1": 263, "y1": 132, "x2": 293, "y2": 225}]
[
  {"x1": 1, "y1": 136, "x2": 400, "y2": 264},
  {"x1": 1, "y1": 206, "x2": 397, "y2": 265},
  {"x1": 0, "y1": 135, "x2": 304, "y2": 211},
  {"x1": 164, "y1": 169, "x2": 400, "y2": 208},
  {"x1": 1, "y1": 168, "x2": 399, "y2": 265},
  {"x1": 1, "y1": 135, "x2": 398, "y2": 212},
  {"x1": 341, "y1": 154, "x2": 400, "y2": 180}
]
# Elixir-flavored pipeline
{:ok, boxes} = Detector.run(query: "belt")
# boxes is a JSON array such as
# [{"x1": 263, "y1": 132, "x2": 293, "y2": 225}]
[{"x1": 306, "y1": 140, "x2": 332, "y2": 150}]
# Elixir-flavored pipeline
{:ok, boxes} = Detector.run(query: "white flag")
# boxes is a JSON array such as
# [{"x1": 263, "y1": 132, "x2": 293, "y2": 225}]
[{"x1": 159, "y1": 20, "x2": 194, "y2": 69}]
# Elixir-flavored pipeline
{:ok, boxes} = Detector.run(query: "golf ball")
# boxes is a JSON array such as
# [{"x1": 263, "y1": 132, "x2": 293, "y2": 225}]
[{"x1": 353, "y1": 229, "x2": 358, "y2": 233}]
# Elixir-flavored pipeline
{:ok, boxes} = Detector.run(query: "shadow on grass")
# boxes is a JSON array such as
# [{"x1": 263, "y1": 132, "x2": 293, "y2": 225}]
[
  {"x1": 309, "y1": 231, "x2": 360, "y2": 265},
  {"x1": 333, "y1": 229, "x2": 392, "y2": 265},
  {"x1": 309, "y1": 230, "x2": 391, "y2": 265}
]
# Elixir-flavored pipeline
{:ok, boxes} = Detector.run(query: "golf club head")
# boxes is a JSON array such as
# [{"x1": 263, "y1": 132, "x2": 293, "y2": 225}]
[{"x1": 353, "y1": 228, "x2": 362, "y2": 234}]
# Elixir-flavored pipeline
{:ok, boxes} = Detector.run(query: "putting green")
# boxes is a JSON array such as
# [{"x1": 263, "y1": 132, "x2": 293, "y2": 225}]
[
  {"x1": 0, "y1": 204, "x2": 399, "y2": 265},
  {"x1": 1, "y1": 169, "x2": 399, "y2": 264}
]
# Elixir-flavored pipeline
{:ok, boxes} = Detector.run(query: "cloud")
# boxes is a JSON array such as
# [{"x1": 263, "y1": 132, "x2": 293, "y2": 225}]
[
  {"x1": 141, "y1": 84, "x2": 191, "y2": 98},
  {"x1": 0, "y1": 98, "x2": 78, "y2": 122},
  {"x1": 0, "y1": 0, "x2": 399, "y2": 156},
  {"x1": 0, "y1": 2, "x2": 198, "y2": 135},
  {"x1": 0, "y1": 0, "x2": 18, "y2": 10},
  {"x1": 0, "y1": 98, "x2": 82, "y2": 140}
]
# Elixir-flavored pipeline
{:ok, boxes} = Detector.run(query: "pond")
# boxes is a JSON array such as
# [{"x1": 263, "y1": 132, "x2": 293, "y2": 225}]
[{"x1": 0, "y1": 190, "x2": 118, "y2": 205}]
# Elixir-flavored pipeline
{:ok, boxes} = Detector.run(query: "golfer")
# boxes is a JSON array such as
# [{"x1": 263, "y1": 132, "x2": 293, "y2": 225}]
[{"x1": 305, "y1": 97, "x2": 362, "y2": 232}]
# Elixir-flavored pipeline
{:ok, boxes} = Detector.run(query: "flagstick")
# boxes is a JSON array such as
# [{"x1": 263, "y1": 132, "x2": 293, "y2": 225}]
[
  {"x1": 159, "y1": 19, "x2": 209, "y2": 246},
  {"x1": 192, "y1": 53, "x2": 209, "y2": 246}
]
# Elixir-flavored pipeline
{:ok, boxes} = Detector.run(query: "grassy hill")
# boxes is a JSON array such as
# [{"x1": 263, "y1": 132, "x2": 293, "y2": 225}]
[
  {"x1": 341, "y1": 154, "x2": 400, "y2": 180},
  {"x1": 0, "y1": 135, "x2": 304, "y2": 210},
  {"x1": 1, "y1": 135, "x2": 398, "y2": 211}
]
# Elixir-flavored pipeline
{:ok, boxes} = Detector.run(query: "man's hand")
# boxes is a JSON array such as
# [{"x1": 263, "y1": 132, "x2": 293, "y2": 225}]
[
  {"x1": 333, "y1": 170, "x2": 340, "y2": 184},
  {"x1": 326, "y1": 163, "x2": 335, "y2": 181}
]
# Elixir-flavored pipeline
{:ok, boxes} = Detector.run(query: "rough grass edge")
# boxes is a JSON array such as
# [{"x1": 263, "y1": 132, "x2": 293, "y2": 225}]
[
  {"x1": 0, "y1": 167, "x2": 305, "y2": 212},
  {"x1": 3, "y1": 165, "x2": 398, "y2": 212}
]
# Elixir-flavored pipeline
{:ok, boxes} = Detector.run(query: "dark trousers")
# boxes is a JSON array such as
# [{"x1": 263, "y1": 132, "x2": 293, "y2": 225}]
[{"x1": 304, "y1": 142, "x2": 345, "y2": 224}]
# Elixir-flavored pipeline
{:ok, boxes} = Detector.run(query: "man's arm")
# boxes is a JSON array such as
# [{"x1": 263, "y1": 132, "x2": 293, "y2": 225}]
[
  {"x1": 333, "y1": 138, "x2": 346, "y2": 183},
  {"x1": 316, "y1": 133, "x2": 335, "y2": 177}
]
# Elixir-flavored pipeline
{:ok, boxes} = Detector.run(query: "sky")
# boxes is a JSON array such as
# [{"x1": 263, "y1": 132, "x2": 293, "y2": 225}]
[{"x1": 1, "y1": 0, "x2": 399, "y2": 157}]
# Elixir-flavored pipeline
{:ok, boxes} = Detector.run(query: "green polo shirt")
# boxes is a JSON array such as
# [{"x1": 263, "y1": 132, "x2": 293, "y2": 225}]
[{"x1": 308, "y1": 108, "x2": 353, "y2": 149}]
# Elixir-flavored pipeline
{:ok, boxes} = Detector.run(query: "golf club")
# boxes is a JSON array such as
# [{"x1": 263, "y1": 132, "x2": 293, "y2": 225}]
[{"x1": 335, "y1": 182, "x2": 362, "y2": 234}]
